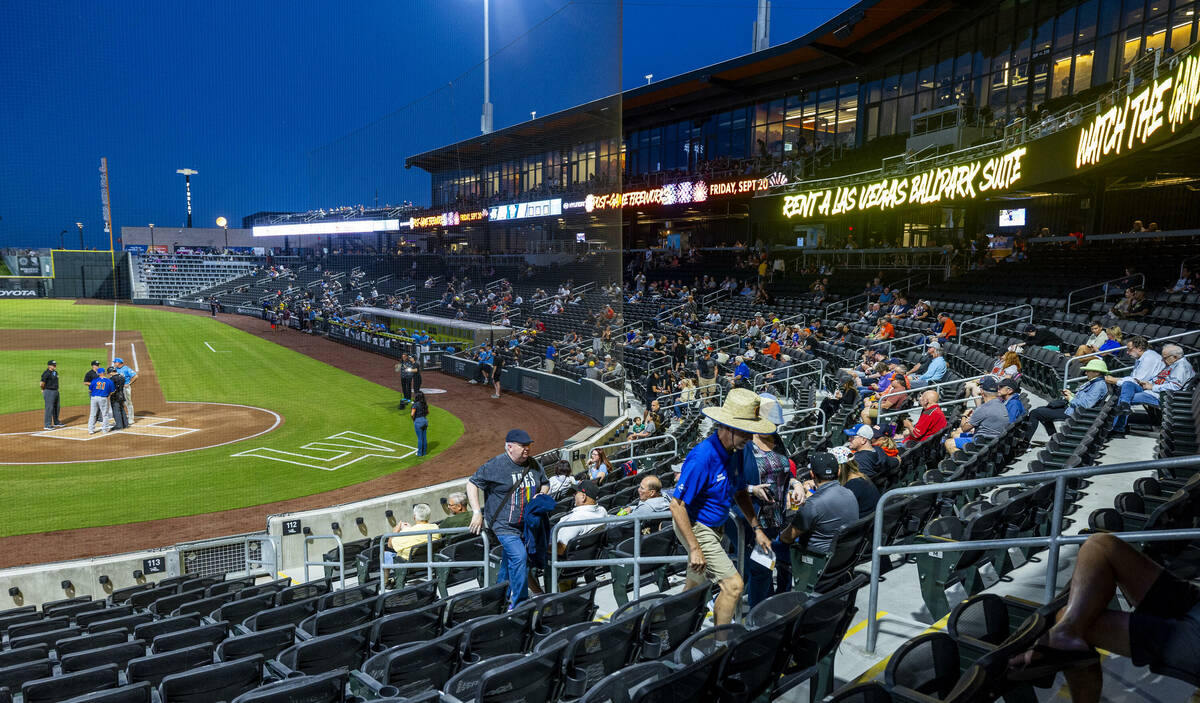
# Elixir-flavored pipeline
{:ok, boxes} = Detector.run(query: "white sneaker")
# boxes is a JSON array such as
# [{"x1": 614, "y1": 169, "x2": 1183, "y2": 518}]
[
  {"x1": 468, "y1": 380, "x2": 478, "y2": 384},
  {"x1": 43, "y1": 426, "x2": 52, "y2": 431},
  {"x1": 491, "y1": 394, "x2": 500, "y2": 398},
  {"x1": 89, "y1": 429, "x2": 97, "y2": 435}
]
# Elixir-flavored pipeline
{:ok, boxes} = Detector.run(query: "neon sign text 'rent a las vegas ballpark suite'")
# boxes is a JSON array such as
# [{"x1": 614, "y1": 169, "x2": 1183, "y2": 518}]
[{"x1": 781, "y1": 147, "x2": 1027, "y2": 220}]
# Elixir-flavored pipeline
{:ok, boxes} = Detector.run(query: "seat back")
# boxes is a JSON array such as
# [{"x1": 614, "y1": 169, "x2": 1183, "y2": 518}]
[
  {"x1": 476, "y1": 650, "x2": 562, "y2": 703},
  {"x1": 373, "y1": 581, "x2": 438, "y2": 616},
  {"x1": 151, "y1": 622, "x2": 228, "y2": 654},
  {"x1": 575, "y1": 662, "x2": 672, "y2": 703},
  {"x1": 298, "y1": 600, "x2": 373, "y2": 637},
  {"x1": 947, "y1": 593, "x2": 1011, "y2": 645},
  {"x1": 132, "y1": 615, "x2": 201, "y2": 643},
  {"x1": 360, "y1": 631, "x2": 462, "y2": 699},
  {"x1": 459, "y1": 609, "x2": 534, "y2": 663},
  {"x1": 228, "y1": 670, "x2": 347, "y2": 703},
  {"x1": 715, "y1": 612, "x2": 796, "y2": 699},
  {"x1": 0, "y1": 658, "x2": 55, "y2": 693},
  {"x1": 22, "y1": 663, "x2": 120, "y2": 703},
  {"x1": 243, "y1": 599, "x2": 317, "y2": 631},
  {"x1": 125, "y1": 643, "x2": 216, "y2": 688},
  {"x1": 369, "y1": 602, "x2": 444, "y2": 650},
  {"x1": 158, "y1": 655, "x2": 263, "y2": 703},
  {"x1": 531, "y1": 582, "x2": 602, "y2": 636},
  {"x1": 636, "y1": 585, "x2": 712, "y2": 659},
  {"x1": 314, "y1": 582, "x2": 377, "y2": 610},
  {"x1": 883, "y1": 632, "x2": 961, "y2": 697},
  {"x1": 53, "y1": 680, "x2": 153, "y2": 702},
  {"x1": 212, "y1": 594, "x2": 275, "y2": 625},
  {"x1": 274, "y1": 582, "x2": 329, "y2": 606},
  {"x1": 276, "y1": 624, "x2": 370, "y2": 676},
  {"x1": 215, "y1": 625, "x2": 295, "y2": 663},
  {"x1": 61, "y1": 641, "x2": 148, "y2": 674},
  {"x1": 444, "y1": 582, "x2": 509, "y2": 627},
  {"x1": 56, "y1": 631, "x2": 128, "y2": 658},
  {"x1": 629, "y1": 648, "x2": 723, "y2": 703}
]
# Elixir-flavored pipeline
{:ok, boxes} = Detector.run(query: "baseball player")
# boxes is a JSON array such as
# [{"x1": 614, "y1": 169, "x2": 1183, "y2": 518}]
[{"x1": 87, "y1": 370, "x2": 115, "y2": 434}]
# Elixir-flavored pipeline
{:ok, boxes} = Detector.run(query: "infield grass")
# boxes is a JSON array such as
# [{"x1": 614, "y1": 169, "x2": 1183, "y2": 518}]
[
  {"x1": 0, "y1": 349, "x2": 109, "y2": 414},
  {"x1": 0, "y1": 300, "x2": 463, "y2": 537}
]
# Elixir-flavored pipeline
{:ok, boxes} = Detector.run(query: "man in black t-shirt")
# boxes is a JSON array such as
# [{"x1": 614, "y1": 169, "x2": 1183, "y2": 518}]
[{"x1": 39, "y1": 360, "x2": 60, "y2": 430}]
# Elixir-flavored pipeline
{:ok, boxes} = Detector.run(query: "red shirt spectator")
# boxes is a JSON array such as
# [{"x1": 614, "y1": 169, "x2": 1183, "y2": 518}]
[{"x1": 904, "y1": 401, "x2": 947, "y2": 444}]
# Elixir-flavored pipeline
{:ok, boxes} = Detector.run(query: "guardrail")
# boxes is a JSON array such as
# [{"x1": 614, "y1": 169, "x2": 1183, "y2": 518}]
[
  {"x1": 957, "y1": 304, "x2": 1033, "y2": 340},
  {"x1": 592, "y1": 432, "x2": 680, "y2": 465},
  {"x1": 701, "y1": 287, "x2": 731, "y2": 307},
  {"x1": 302, "y1": 534, "x2": 346, "y2": 591},
  {"x1": 547, "y1": 512, "x2": 747, "y2": 614},
  {"x1": 653, "y1": 382, "x2": 726, "y2": 416},
  {"x1": 777, "y1": 407, "x2": 826, "y2": 439},
  {"x1": 1065, "y1": 273, "x2": 1145, "y2": 313},
  {"x1": 376, "y1": 526, "x2": 492, "y2": 589},
  {"x1": 752, "y1": 359, "x2": 824, "y2": 392},
  {"x1": 865, "y1": 454, "x2": 1200, "y2": 653},
  {"x1": 243, "y1": 536, "x2": 280, "y2": 579}
]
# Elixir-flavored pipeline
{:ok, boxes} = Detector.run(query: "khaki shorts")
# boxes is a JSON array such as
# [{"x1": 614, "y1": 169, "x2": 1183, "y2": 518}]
[{"x1": 674, "y1": 520, "x2": 739, "y2": 585}]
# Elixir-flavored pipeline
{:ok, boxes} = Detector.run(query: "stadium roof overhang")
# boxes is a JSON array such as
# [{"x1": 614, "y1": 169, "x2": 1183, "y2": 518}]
[{"x1": 406, "y1": 0, "x2": 990, "y2": 174}]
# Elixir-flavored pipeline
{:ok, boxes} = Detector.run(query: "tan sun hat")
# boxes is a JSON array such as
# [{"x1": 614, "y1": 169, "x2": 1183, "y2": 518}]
[{"x1": 703, "y1": 388, "x2": 777, "y2": 434}]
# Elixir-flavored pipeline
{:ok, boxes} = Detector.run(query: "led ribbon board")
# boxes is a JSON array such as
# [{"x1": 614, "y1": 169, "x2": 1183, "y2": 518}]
[
  {"x1": 780, "y1": 147, "x2": 1027, "y2": 220},
  {"x1": 1076, "y1": 50, "x2": 1200, "y2": 168},
  {"x1": 252, "y1": 219, "x2": 405, "y2": 237}
]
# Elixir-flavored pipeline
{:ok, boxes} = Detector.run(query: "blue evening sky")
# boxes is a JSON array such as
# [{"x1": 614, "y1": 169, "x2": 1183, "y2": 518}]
[{"x1": 0, "y1": 1, "x2": 841, "y2": 248}]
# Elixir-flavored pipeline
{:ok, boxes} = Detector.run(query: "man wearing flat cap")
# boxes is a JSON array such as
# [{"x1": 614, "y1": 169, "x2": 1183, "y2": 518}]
[
  {"x1": 670, "y1": 388, "x2": 776, "y2": 625},
  {"x1": 468, "y1": 428, "x2": 548, "y2": 610}
]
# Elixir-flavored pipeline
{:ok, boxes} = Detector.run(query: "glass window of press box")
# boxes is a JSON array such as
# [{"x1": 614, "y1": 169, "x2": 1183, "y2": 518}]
[{"x1": 431, "y1": 0, "x2": 1198, "y2": 206}]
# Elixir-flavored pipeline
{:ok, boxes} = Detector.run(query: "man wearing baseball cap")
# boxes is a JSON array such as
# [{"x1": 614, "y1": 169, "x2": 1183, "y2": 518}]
[
  {"x1": 779, "y1": 452, "x2": 858, "y2": 555},
  {"x1": 998, "y1": 378, "x2": 1027, "y2": 422},
  {"x1": 467, "y1": 428, "x2": 549, "y2": 609},
  {"x1": 944, "y1": 375, "x2": 1010, "y2": 455},
  {"x1": 555, "y1": 480, "x2": 608, "y2": 553},
  {"x1": 112, "y1": 358, "x2": 137, "y2": 424},
  {"x1": 83, "y1": 360, "x2": 105, "y2": 428},
  {"x1": 844, "y1": 423, "x2": 897, "y2": 478},
  {"x1": 671, "y1": 388, "x2": 776, "y2": 625}
]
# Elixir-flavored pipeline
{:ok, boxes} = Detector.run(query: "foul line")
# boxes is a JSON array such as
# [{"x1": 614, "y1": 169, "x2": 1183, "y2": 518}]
[
  {"x1": 204, "y1": 342, "x2": 231, "y2": 353},
  {"x1": 129, "y1": 342, "x2": 139, "y2": 372},
  {"x1": 0, "y1": 402, "x2": 283, "y2": 465}
]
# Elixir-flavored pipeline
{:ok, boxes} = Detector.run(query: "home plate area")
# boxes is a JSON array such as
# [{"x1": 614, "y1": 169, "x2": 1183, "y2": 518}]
[{"x1": 34, "y1": 417, "x2": 199, "y2": 441}]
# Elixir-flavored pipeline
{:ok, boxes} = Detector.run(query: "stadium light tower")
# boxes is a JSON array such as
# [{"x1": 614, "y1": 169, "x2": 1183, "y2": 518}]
[
  {"x1": 148, "y1": 223, "x2": 155, "y2": 251},
  {"x1": 216, "y1": 216, "x2": 228, "y2": 248},
  {"x1": 481, "y1": 0, "x2": 493, "y2": 134},
  {"x1": 176, "y1": 168, "x2": 198, "y2": 227},
  {"x1": 75, "y1": 222, "x2": 84, "y2": 250}
]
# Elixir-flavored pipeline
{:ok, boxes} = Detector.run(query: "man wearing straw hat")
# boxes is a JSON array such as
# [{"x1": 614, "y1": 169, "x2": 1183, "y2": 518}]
[
  {"x1": 1022, "y1": 357, "x2": 1111, "y2": 443},
  {"x1": 670, "y1": 388, "x2": 776, "y2": 625}
]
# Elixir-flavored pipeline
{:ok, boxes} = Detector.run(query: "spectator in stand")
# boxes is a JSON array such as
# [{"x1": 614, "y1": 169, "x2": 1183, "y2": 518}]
[
  {"x1": 438, "y1": 492, "x2": 472, "y2": 529},
  {"x1": 1007, "y1": 532, "x2": 1200, "y2": 702},
  {"x1": 778, "y1": 452, "x2": 859, "y2": 557},
  {"x1": 1098, "y1": 326, "x2": 1124, "y2": 354},
  {"x1": 617, "y1": 475, "x2": 670, "y2": 516},
  {"x1": 1023, "y1": 358, "x2": 1110, "y2": 443},
  {"x1": 585, "y1": 448, "x2": 613, "y2": 485},
  {"x1": 829, "y1": 445, "x2": 880, "y2": 517},
  {"x1": 899, "y1": 389, "x2": 948, "y2": 445},
  {"x1": 1167, "y1": 267, "x2": 1195, "y2": 293},
  {"x1": 1022, "y1": 323, "x2": 1064, "y2": 352},
  {"x1": 555, "y1": 480, "x2": 608, "y2": 554},
  {"x1": 385, "y1": 503, "x2": 438, "y2": 562},
  {"x1": 910, "y1": 343, "x2": 948, "y2": 388},
  {"x1": 1112, "y1": 344, "x2": 1195, "y2": 433},
  {"x1": 730, "y1": 355, "x2": 753, "y2": 389},
  {"x1": 1075, "y1": 321, "x2": 1111, "y2": 357},
  {"x1": 964, "y1": 349, "x2": 1021, "y2": 401},
  {"x1": 860, "y1": 359, "x2": 910, "y2": 424},
  {"x1": 933, "y1": 311, "x2": 958, "y2": 343},
  {"x1": 998, "y1": 378, "x2": 1027, "y2": 421},
  {"x1": 868, "y1": 317, "x2": 896, "y2": 340},
  {"x1": 844, "y1": 423, "x2": 899, "y2": 477},
  {"x1": 1104, "y1": 335, "x2": 1164, "y2": 400},
  {"x1": 544, "y1": 342, "x2": 557, "y2": 373},
  {"x1": 670, "y1": 389, "x2": 775, "y2": 626},
  {"x1": 944, "y1": 376, "x2": 1010, "y2": 455},
  {"x1": 627, "y1": 401, "x2": 663, "y2": 442}
]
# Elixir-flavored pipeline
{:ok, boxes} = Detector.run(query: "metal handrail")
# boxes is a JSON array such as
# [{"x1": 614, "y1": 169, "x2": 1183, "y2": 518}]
[
  {"x1": 777, "y1": 407, "x2": 827, "y2": 438},
  {"x1": 548, "y1": 512, "x2": 747, "y2": 615},
  {"x1": 701, "y1": 287, "x2": 731, "y2": 307},
  {"x1": 1065, "y1": 273, "x2": 1146, "y2": 312},
  {"x1": 877, "y1": 393, "x2": 977, "y2": 425},
  {"x1": 752, "y1": 359, "x2": 824, "y2": 392},
  {"x1": 653, "y1": 382, "x2": 724, "y2": 414},
  {"x1": 957, "y1": 304, "x2": 1033, "y2": 340},
  {"x1": 376, "y1": 526, "x2": 492, "y2": 589},
  {"x1": 302, "y1": 533, "x2": 346, "y2": 591},
  {"x1": 865, "y1": 454, "x2": 1200, "y2": 653},
  {"x1": 243, "y1": 536, "x2": 279, "y2": 579},
  {"x1": 592, "y1": 432, "x2": 680, "y2": 464},
  {"x1": 1058, "y1": 328, "x2": 1200, "y2": 390}
]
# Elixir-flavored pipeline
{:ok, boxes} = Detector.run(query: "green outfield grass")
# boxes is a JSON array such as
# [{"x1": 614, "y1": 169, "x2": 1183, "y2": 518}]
[
  {"x1": 0, "y1": 300, "x2": 463, "y2": 537},
  {"x1": 0, "y1": 349, "x2": 109, "y2": 414}
]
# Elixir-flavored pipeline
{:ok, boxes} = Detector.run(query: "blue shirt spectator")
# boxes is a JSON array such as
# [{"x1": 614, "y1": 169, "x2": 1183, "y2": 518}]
[
  {"x1": 671, "y1": 432, "x2": 744, "y2": 527},
  {"x1": 914, "y1": 354, "x2": 947, "y2": 386},
  {"x1": 1065, "y1": 377, "x2": 1108, "y2": 416}
]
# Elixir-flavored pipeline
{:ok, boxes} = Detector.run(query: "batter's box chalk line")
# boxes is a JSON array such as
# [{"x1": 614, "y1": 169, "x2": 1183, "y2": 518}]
[
  {"x1": 230, "y1": 430, "x2": 417, "y2": 471},
  {"x1": 33, "y1": 417, "x2": 199, "y2": 441}
]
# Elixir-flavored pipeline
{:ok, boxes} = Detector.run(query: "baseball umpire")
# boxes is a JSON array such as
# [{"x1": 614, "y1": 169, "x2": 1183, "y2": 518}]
[{"x1": 39, "y1": 360, "x2": 61, "y2": 430}]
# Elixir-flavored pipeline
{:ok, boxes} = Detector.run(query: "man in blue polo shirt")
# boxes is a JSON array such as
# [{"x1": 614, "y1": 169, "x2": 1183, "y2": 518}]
[
  {"x1": 112, "y1": 357, "x2": 137, "y2": 424},
  {"x1": 671, "y1": 388, "x2": 775, "y2": 625}
]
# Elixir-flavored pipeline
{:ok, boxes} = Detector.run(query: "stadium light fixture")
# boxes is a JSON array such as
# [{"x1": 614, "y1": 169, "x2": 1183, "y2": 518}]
[
  {"x1": 216, "y1": 216, "x2": 229, "y2": 248},
  {"x1": 176, "y1": 168, "x2": 198, "y2": 227},
  {"x1": 58, "y1": 229, "x2": 66, "y2": 250},
  {"x1": 76, "y1": 222, "x2": 84, "y2": 249},
  {"x1": 645, "y1": 74, "x2": 653, "y2": 84},
  {"x1": 148, "y1": 223, "x2": 155, "y2": 250},
  {"x1": 481, "y1": 0, "x2": 493, "y2": 134}
]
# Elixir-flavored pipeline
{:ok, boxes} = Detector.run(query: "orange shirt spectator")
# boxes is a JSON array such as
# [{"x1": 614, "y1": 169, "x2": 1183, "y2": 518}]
[
  {"x1": 764, "y1": 340, "x2": 781, "y2": 359},
  {"x1": 937, "y1": 314, "x2": 957, "y2": 339},
  {"x1": 880, "y1": 320, "x2": 895, "y2": 339}
]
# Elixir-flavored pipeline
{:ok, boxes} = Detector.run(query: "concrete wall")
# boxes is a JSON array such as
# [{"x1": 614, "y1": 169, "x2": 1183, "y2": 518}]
[{"x1": 121, "y1": 226, "x2": 258, "y2": 250}]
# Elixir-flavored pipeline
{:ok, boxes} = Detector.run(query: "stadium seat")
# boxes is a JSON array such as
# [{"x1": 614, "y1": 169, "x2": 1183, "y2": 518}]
[
  {"x1": 373, "y1": 580, "x2": 439, "y2": 616},
  {"x1": 617, "y1": 584, "x2": 711, "y2": 661},
  {"x1": 60, "y1": 640, "x2": 147, "y2": 673},
  {"x1": 22, "y1": 663, "x2": 120, "y2": 703},
  {"x1": 215, "y1": 625, "x2": 296, "y2": 663},
  {"x1": 229, "y1": 670, "x2": 347, "y2": 703},
  {"x1": 526, "y1": 581, "x2": 602, "y2": 642},
  {"x1": 446, "y1": 647, "x2": 563, "y2": 703},
  {"x1": 575, "y1": 661, "x2": 673, "y2": 703},
  {"x1": 125, "y1": 643, "x2": 215, "y2": 688},
  {"x1": 0, "y1": 659, "x2": 55, "y2": 696},
  {"x1": 443, "y1": 583, "x2": 509, "y2": 628},
  {"x1": 158, "y1": 655, "x2": 263, "y2": 703},
  {"x1": 271, "y1": 623, "x2": 371, "y2": 677},
  {"x1": 296, "y1": 599, "x2": 373, "y2": 638},
  {"x1": 57, "y1": 681, "x2": 153, "y2": 703},
  {"x1": 369, "y1": 601, "x2": 445, "y2": 650},
  {"x1": 351, "y1": 631, "x2": 463, "y2": 700},
  {"x1": 150, "y1": 621, "x2": 229, "y2": 653},
  {"x1": 455, "y1": 608, "x2": 535, "y2": 664}
]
